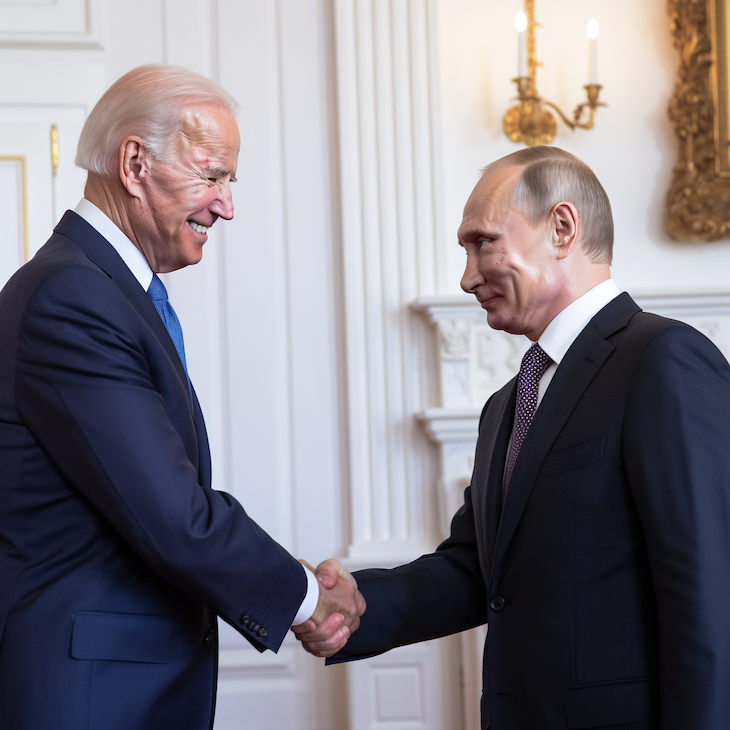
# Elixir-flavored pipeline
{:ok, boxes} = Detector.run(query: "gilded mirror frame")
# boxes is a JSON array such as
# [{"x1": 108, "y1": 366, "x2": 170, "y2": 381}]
[{"x1": 666, "y1": 0, "x2": 730, "y2": 240}]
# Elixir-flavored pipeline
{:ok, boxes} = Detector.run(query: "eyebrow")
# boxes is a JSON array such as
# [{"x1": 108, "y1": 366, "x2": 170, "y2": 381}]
[
  {"x1": 204, "y1": 164, "x2": 236, "y2": 182},
  {"x1": 458, "y1": 226, "x2": 490, "y2": 242}
]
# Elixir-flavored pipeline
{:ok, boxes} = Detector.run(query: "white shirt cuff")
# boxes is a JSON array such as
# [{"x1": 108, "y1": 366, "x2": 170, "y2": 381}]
[{"x1": 291, "y1": 565, "x2": 319, "y2": 626}]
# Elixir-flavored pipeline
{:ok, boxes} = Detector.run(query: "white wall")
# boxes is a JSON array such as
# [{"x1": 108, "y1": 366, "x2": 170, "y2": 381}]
[
  {"x1": 2, "y1": 1, "x2": 729, "y2": 729},
  {"x1": 436, "y1": 0, "x2": 730, "y2": 298}
]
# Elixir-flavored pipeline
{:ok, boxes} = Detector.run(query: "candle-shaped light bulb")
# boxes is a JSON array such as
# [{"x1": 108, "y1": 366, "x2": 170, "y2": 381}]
[
  {"x1": 516, "y1": 11, "x2": 528, "y2": 77},
  {"x1": 587, "y1": 18, "x2": 599, "y2": 84}
]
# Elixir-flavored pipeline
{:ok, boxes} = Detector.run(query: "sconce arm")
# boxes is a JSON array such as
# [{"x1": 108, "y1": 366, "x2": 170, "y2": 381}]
[
  {"x1": 542, "y1": 84, "x2": 606, "y2": 132},
  {"x1": 541, "y1": 100, "x2": 579, "y2": 130}
]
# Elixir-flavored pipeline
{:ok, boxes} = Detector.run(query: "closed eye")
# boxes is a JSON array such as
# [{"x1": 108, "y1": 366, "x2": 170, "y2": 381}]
[{"x1": 203, "y1": 167, "x2": 236, "y2": 184}]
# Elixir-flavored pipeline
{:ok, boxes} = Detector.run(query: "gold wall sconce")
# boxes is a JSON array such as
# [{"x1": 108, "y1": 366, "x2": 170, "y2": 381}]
[{"x1": 503, "y1": 0, "x2": 606, "y2": 146}]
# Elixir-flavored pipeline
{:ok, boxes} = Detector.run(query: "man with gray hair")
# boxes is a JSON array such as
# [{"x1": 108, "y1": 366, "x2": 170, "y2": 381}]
[
  {"x1": 0, "y1": 64, "x2": 364, "y2": 729},
  {"x1": 295, "y1": 146, "x2": 730, "y2": 730}
]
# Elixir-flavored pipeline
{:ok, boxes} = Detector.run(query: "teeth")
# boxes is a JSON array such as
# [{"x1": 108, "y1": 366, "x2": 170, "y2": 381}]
[{"x1": 189, "y1": 221, "x2": 210, "y2": 234}]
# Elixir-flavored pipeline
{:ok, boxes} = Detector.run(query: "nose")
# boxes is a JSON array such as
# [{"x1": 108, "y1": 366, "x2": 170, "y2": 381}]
[
  {"x1": 210, "y1": 182, "x2": 234, "y2": 220},
  {"x1": 460, "y1": 251, "x2": 484, "y2": 293}
]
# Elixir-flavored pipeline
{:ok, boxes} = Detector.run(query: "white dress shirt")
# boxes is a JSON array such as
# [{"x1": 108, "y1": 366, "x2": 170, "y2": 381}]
[
  {"x1": 536, "y1": 279, "x2": 622, "y2": 405},
  {"x1": 73, "y1": 199, "x2": 319, "y2": 625},
  {"x1": 75, "y1": 198, "x2": 153, "y2": 290}
]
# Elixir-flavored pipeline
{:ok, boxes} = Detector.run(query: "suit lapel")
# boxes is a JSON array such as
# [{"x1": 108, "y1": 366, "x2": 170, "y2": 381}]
[
  {"x1": 190, "y1": 383, "x2": 212, "y2": 488},
  {"x1": 56, "y1": 212, "x2": 193, "y2": 414},
  {"x1": 475, "y1": 381, "x2": 516, "y2": 579},
  {"x1": 489, "y1": 293, "x2": 641, "y2": 579},
  {"x1": 53, "y1": 211, "x2": 211, "y2": 485}
]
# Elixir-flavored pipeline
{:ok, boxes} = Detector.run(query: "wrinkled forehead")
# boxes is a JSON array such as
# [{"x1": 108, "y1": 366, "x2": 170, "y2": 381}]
[{"x1": 178, "y1": 103, "x2": 240, "y2": 150}]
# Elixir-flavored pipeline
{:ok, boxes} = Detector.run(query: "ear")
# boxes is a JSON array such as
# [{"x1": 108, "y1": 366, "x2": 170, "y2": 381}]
[
  {"x1": 550, "y1": 201, "x2": 580, "y2": 259},
  {"x1": 118, "y1": 136, "x2": 150, "y2": 199}
]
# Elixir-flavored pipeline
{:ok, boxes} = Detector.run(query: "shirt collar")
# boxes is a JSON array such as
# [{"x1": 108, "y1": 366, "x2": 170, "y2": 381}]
[
  {"x1": 538, "y1": 279, "x2": 621, "y2": 365},
  {"x1": 74, "y1": 198, "x2": 154, "y2": 291}
]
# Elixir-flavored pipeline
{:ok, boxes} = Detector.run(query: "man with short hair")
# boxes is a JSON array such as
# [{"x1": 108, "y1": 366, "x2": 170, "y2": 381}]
[
  {"x1": 295, "y1": 147, "x2": 730, "y2": 730},
  {"x1": 0, "y1": 64, "x2": 363, "y2": 729}
]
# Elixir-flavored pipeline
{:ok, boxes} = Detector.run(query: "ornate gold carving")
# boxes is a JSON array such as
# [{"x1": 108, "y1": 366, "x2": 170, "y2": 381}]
[
  {"x1": 666, "y1": 0, "x2": 730, "y2": 240},
  {"x1": 503, "y1": 98, "x2": 557, "y2": 147}
]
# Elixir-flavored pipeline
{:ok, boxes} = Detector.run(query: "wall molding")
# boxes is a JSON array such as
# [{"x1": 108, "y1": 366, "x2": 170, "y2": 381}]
[
  {"x1": 334, "y1": 0, "x2": 444, "y2": 565},
  {"x1": 0, "y1": 0, "x2": 103, "y2": 48},
  {"x1": 413, "y1": 288, "x2": 730, "y2": 415}
]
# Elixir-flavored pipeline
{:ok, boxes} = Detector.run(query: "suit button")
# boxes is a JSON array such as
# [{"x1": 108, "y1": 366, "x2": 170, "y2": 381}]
[
  {"x1": 205, "y1": 630, "x2": 215, "y2": 644},
  {"x1": 258, "y1": 628, "x2": 268, "y2": 638},
  {"x1": 490, "y1": 596, "x2": 506, "y2": 611},
  {"x1": 252, "y1": 623, "x2": 261, "y2": 633},
  {"x1": 241, "y1": 615, "x2": 250, "y2": 626}
]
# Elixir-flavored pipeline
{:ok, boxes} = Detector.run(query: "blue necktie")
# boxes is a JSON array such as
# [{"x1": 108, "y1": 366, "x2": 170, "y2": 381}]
[{"x1": 147, "y1": 274, "x2": 188, "y2": 376}]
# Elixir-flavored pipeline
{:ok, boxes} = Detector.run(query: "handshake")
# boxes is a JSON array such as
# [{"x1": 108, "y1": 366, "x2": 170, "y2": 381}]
[{"x1": 291, "y1": 559, "x2": 366, "y2": 658}]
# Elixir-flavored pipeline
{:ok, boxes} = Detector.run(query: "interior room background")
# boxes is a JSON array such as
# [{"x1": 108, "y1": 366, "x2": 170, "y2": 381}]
[{"x1": 2, "y1": 1, "x2": 729, "y2": 728}]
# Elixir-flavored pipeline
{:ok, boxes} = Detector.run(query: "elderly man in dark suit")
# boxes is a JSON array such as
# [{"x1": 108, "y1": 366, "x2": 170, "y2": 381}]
[
  {"x1": 295, "y1": 146, "x2": 730, "y2": 730},
  {"x1": 0, "y1": 64, "x2": 364, "y2": 730}
]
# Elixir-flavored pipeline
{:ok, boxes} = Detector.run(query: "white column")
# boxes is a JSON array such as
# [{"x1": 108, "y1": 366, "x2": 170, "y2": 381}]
[
  {"x1": 334, "y1": 0, "x2": 445, "y2": 567},
  {"x1": 334, "y1": 4, "x2": 467, "y2": 729}
]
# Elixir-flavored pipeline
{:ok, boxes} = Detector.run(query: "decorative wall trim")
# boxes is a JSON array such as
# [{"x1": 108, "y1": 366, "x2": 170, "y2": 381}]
[
  {"x1": 332, "y1": 3, "x2": 470, "y2": 728},
  {"x1": 635, "y1": 289, "x2": 730, "y2": 359},
  {"x1": 0, "y1": 156, "x2": 28, "y2": 265},
  {"x1": 0, "y1": 0, "x2": 102, "y2": 48},
  {"x1": 414, "y1": 289, "x2": 730, "y2": 417},
  {"x1": 334, "y1": 0, "x2": 444, "y2": 564},
  {"x1": 0, "y1": 107, "x2": 88, "y2": 277},
  {"x1": 218, "y1": 641, "x2": 296, "y2": 674},
  {"x1": 633, "y1": 288, "x2": 730, "y2": 315},
  {"x1": 346, "y1": 637, "x2": 465, "y2": 730},
  {"x1": 665, "y1": 0, "x2": 730, "y2": 240}
]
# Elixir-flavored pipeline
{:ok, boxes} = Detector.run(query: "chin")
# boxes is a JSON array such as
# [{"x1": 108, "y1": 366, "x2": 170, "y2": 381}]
[
  {"x1": 486, "y1": 311, "x2": 506, "y2": 331},
  {"x1": 487, "y1": 314, "x2": 521, "y2": 337},
  {"x1": 182, "y1": 246, "x2": 205, "y2": 268}
]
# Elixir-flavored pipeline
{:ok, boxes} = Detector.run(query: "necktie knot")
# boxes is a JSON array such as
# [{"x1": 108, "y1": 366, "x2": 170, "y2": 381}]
[
  {"x1": 517, "y1": 342, "x2": 552, "y2": 392},
  {"x1": 503, "y1": 343, "x2": 552, "y2": 493},
  {"x1": 147, "y1": 273, "x2": 169, "y2": 303}
]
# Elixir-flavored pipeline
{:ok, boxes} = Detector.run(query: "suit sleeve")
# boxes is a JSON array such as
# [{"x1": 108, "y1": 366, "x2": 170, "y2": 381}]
[
  {"x1": 331, "y1": 479, "x2": 489, "y2": 662},
  {"x1": 15, "y1": 264, "x2": 306, "y2": 652},
  {"x1": 623, "y1": 324, "x2": 730, "y2": 729}
]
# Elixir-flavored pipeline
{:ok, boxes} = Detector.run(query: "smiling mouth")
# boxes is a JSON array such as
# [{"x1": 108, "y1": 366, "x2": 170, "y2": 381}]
[{"x1": 188, "y1": 220, "x2": 210, "y2": 234}]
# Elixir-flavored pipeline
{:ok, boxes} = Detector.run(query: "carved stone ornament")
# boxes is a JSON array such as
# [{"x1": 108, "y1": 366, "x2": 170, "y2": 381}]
[
  {"x1": 666, "y1": 0, "x2": 730, "y2": 240},
  {"x1": 437, "y1": 319, "x2": 472, "y2": 361}
]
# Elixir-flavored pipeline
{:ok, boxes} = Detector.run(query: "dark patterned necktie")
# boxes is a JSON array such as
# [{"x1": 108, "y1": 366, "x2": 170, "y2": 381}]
[
  {"x1": 503, "y1": 342, "x2": 552, "y2": 495},
  {"x1": 147, "y1": 274, "x2": 188, "y2": 376}
]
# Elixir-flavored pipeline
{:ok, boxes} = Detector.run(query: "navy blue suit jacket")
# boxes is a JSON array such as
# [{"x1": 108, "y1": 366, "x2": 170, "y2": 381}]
[
  {"x1": 332, "y1": 293, "x2": 730, "y2": 730},
  {"x1": 0, "y1": 211, "x2": 307, "y2": 729}
]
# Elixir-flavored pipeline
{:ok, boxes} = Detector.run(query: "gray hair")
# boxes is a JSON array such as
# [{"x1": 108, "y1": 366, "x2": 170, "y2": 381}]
[
  {"x1": 75, "y1": 64, "x2": 240, "y2": 176},
  {"x1": 483, "y1": 146, "x2": 613, "y2": 264}
]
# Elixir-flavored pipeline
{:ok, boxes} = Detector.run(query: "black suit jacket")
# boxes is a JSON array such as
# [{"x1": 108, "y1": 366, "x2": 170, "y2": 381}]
[
  {"x1": 333, "y1": 293, "x2": 730, "y2": 730},
  {"x1": 0, "y1": 212, "x2": 307, "y2": 729}
]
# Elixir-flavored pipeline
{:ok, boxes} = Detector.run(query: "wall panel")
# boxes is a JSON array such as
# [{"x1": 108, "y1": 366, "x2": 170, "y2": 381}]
[{"x1": 334, "y1": 0, "x2": 443, "y2": 567}]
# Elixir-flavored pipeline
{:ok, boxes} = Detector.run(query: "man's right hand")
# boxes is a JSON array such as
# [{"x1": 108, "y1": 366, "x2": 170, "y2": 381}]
[{"x1": 291, "y1": 559, "x2": 366, "y2": 658}]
